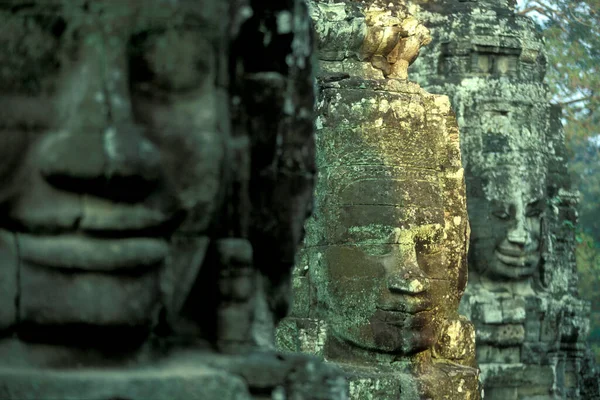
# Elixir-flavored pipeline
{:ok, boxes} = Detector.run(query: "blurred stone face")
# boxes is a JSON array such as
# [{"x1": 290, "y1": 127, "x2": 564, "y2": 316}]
[
  {"x1": 468, "y1": 166, "x2": 544, "y2": 280},
  {"x1": 0, "y1": 0, "x2": 229, "y2": 334}
]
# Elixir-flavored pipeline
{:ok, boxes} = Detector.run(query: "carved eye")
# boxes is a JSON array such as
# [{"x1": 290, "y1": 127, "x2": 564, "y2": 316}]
[
  {"x1": 129, "y1": 29, "x2": 211, "y2": 97},
  {"x1": 414, "y1": 232, "x2": 442, "y2": 276},
  {"x1": 414, "y1": 236, "x2": 431, "y2": 253},
  {"x1": 414, "y1": 226, "x2": 443, "y2": 254},
  {"x1": 0, "y1": 12, "x2": 63, "y2": 94},
  {"x1": 493, "y1": 210, "x2": 510, "y2": 220}
]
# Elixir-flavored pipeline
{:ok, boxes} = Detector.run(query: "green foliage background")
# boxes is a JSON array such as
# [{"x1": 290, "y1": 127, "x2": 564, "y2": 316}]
[{"x1": 518, "y1": 0, "x2": 600, "y2": 361}]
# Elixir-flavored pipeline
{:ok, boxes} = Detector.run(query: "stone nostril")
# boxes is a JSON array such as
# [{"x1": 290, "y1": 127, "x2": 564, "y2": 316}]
[
  {"x1": 507, "y1": 220, "x2": 530, "y2": 245},
  {"x1": 103, "y1": 126, "x2": 162, "y2": 183},
  {"x1": 38, "y1": 131, "x2": 106, "y2": 181},
  {"x1": 387, "y1": 272, "x2": 430, "y2": 294},
  {"x1": 37, "y1": 127, "x2": 163, "y2": 202}
]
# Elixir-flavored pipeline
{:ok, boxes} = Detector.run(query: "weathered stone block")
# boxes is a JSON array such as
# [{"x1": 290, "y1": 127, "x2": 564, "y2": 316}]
[
  {"x1": 482, "y1": 364, "x2": 555, "y2": 389},
  {"x1": 275, "y1": 317, "x2": 327, "y2": 357},
  {"x1": 501, "y1": 297, "x2": 526, "y2": 323},
  {"x1": 524, "y1": 317, "x2": 542, "y2": 342},
  {"x1": 434, "y1": 317, "x2": 476, "y2": 365},
  {"x1": 410, "y1": 0, "x2": 597, "y2": 396},
  {"x1": 477, "y1": 345, "x2": 520, "y2": 364},
  {"x1": 291, "y1": 275, "x2": 311, "y2": 318},
  {"x1": 477, "y1": 324, "x2": 525, "y2": 346},
  {"x1": 485, "y1": 387, "x2": 518, "y2": 400},
  {"x1": 473, "y1": 301, "x2": 503, "y2": 324},
  {"x1": 521, "y1": 342, "x2": 553, "y2": 364},
  {"x1": 275, "y1": 318, "x2": 301, "y2": 353}
]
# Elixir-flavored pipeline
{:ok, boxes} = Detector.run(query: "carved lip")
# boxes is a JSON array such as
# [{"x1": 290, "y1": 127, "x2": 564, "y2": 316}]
[
  {"x1": 496, "y1": 246, "x2": 529, "y2": 257},
  {"x1": 8, "y1": 195, "x2": 182, "y2": 235},
  {"x1": 78, "y1": 202, "x2": 175, "y2": 232},
  {"x1": 377, "y1": 297, "x2": 433, "y2": 315},
  {"x1": 18, "y1": 233, "x2": 169, "y2": 272},
  {"x1": 495, "y1": 249, "x2": 538, "y2": 267},
  {"x1": 373, "y1": 308, "x2": 433, "y2": 327}
]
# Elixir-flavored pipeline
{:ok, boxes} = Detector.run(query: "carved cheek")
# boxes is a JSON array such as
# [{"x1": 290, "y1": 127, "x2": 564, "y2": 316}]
[
  {"x1": 128, "y1": 35, "x2": 227, "y2": 232},
  {"x1": 526, "y1": 216, "x2": 542, "y2": 241},
  {"x1": 322, "y1": 246, "x2": 386, "y2": 311},
  {"x1": 150, "y1": 124, "x2": 226, "y2": 233}
]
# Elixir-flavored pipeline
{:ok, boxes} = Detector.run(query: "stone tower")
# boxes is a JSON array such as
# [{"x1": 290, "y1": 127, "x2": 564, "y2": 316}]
[
  {"x1": 276, "y1": 1, "x2": 481, "y2": 398},
  {"x1": 409, "y1": 0, "x2": 598, "y2": 398}
]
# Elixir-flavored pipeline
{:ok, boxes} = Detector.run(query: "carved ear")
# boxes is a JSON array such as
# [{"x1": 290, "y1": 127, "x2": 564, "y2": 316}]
[{"x1": 432, "y1": 316, "x2": 477, "y2": 368}]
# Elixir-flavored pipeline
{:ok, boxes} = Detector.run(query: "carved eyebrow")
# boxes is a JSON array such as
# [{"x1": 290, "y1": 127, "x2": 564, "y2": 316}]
[
  {"x1": 5, "y1": 3, "x2": 206, "y2": 34},
  {"x1": 490, "y1": 199, "x2": 509, "y2": 209},
  {"x1": 3, "y1": 1, "x2": 64, "y2": 17},
  {"x1": 132, "y1": 15, "x2": 206, "y2": 34}
]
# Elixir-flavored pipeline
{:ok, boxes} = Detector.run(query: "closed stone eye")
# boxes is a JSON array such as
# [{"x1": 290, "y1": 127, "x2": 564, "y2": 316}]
[
  {"x1": 129, "y1": 29, "x2": 210, "y2": 97},
  {"x1": 493, "y1": 210, "x2": 510, "y2": 220}
]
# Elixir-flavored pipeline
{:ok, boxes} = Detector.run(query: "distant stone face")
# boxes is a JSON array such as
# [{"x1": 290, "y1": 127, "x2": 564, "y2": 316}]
[
  {"x1": 410, "y1": 0, "x2": 598, "y2": 398},
  {"x1": 277, "y1": 1, "x2": 481, "y2": 399},
  {"x1": 0, "y1": 0, "x2": 347, "y2": 399},
  {"x1": 467, "y1": 155, "x2": 546, "y2": 281}
]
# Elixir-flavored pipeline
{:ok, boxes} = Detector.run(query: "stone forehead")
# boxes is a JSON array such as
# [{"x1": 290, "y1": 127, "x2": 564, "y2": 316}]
[
  {"x1": 0, "y1": 0, "x2": 219, "y2": 29},
  {"x1": 474, "y1": 164, "x2": 547, "y2": 197},
  {"x1": 480, "y1": 164, "x2": 547, "y2": 180},
  {"x1": 455, "y1": 0, "x2": 517, "y2": 6},
  {"x1": 471, "y1": 152, "x2": 548, "y2": 173},
  {"x1": 1, "y1": 0, "x2": 206, "y2": 7}
]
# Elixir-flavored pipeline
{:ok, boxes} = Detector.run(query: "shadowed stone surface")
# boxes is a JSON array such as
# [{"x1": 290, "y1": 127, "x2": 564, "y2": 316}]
[
  {"x1": 409, "y1": 0, "x2": 600, "y2": 398},
  {"x1": 0, "y1": 0, "x2": 347, "y2": 398},
  {"x1": 276, "y1": 1, "x2": 481, "y2": 399}
]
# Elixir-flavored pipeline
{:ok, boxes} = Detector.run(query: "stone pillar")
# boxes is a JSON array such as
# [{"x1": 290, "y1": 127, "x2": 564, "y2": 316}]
[
  {"x1": 0, "y1": 0, "x2": 346, "y2": 399},
  {"x1": 409, "y1": 0, "x2": 598, "y2": 398},
  {"x1": 276, "y1": 1, "x2": 481, "y2": 399}
]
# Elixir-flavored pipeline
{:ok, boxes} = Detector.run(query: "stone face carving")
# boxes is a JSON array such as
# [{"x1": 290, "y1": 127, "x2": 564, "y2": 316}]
[
  {"x1": 467, "y1": 152, "x2": 546, "y2": 281},
  {"x1": 276, "y1": 1, "x2": 481, "y2": 399},
  {"x1": 0, "y1": 0, "x2": 347, "y2": 399},
  {"x1": 409, "y1": 0, "x2": 599, "y2": 398}
]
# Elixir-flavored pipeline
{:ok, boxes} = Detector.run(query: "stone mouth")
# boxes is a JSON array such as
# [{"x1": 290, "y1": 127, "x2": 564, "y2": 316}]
[
  {"x1": 376, "y1": 298, "x2": 433, "y2": 315},
  {"x1": 18, "y1": 233, "x2": 169, "y2": 272},
  {"x1": 494, "y1": 249, "x2": 538, "y2": 267},
  {"x1": 372, "y1": 308, "x2": 434, "y2": 329}
]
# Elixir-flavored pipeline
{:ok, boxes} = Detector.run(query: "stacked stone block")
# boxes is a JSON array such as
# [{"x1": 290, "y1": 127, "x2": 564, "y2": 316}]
[{"x1": 409, "y1": 0, "x2": 598, "y2": 398}]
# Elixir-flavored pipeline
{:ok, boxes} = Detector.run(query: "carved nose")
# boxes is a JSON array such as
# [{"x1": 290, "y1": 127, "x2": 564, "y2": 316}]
[
  {"x1": 507, "y1": 215, "x2": 530, "y2": 246},
  {"x1": 37, "y1": 126, "x2": 162, "y2": 202},
  {"x1": 387, "y1": 272, "x2": 430, "y2": 295},
  {"x1": 386, "y1": 247, "x2": 430, "y2": 295}
]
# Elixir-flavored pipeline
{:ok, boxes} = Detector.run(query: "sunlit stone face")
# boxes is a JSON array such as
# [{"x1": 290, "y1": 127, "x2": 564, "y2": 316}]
[
  {"x1": 468, "y1": 166, "x2": 545, "y2": 280},
  {"x1": 0, "y1": 0, "x2": 228, "y2": 334},
  {"x1": 311, "y1": 166, "x2": 460, "y2": 355}
]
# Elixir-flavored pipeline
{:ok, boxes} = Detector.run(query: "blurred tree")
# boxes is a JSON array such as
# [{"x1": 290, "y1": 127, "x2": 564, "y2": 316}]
[
  {"x1": 518, "y1": 0, "x2": 599, "y2": 146},
  {"x1": 518, "y1": 0, "x2": 600, "y2": 237}
]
